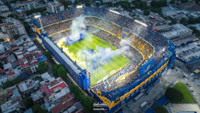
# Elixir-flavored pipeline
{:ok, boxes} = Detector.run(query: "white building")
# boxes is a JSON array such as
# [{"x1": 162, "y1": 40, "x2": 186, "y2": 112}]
[
  {"x1": 0, "y1": 86, "x2": 23, "y2": 113},
  {"x1": 0, "y1": 4, "x2": 11, "y2": 17},
  {"x1": 162, "y1": 24, "x2": 193, "y2": 39},
  {"x1": 47, "y1": 1, "x2": 64, "y2": 13},
  {"x1": 11, "y1": 1, "x2": 38, "y2": 11},
  {"x1": 5, "y1": 18, "x2": 26, "y2": 37}
]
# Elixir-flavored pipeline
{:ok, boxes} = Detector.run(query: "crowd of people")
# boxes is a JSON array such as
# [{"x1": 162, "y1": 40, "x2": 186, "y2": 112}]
[
  {"x1": 44, "y1": 20, "x2": 72, "y2": 36},
  {"x1": 36, "y1": 7, "x2": 171, "y2": 96},
  {"x1": 129, "y1": 34, "x2": 153, "y2": 60}
]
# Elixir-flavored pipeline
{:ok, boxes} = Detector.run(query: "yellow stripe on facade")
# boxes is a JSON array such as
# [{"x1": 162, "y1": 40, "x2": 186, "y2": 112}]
[{"x1": 96, "y1": 60, "x2": 169, "y2": 109}]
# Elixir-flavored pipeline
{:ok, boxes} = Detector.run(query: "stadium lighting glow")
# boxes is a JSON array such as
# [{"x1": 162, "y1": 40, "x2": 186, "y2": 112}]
[
  {"x1": 34, "y1": 15, "x2": 41, "y2": 19},
  {"x1": 34, "y1": 15, "x2": 44, "y2": 32},
  {"x1": 76, "y1": 5, "x2": 83, "y2": 8},
  {"x1": 135, "y1": 20, "x2": 147, "y2": 27},
  {"x1": 109, "y1": 9, "x2": 120, "y2": 14}
]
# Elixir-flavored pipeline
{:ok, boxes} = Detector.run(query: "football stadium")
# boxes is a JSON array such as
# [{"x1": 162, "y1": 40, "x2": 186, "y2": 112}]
[{"x1": 33, "y1": 7, "x2": 176, "y2": 112}]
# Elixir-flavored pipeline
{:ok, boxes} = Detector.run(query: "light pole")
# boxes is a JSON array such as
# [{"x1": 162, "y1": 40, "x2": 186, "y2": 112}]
[{"x1": 34, "y1": 15, "x2": 44, "y2": 32}]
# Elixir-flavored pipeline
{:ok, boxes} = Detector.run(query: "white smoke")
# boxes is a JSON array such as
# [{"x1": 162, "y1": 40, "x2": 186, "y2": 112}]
[{"x1": 67, "y1": 15, "x2": 86, "y2": 43}]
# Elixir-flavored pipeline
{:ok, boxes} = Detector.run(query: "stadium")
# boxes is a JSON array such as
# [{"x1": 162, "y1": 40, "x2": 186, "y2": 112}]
[{"x1": 33, "y1": 7, "x2": 176, "y2": 112}]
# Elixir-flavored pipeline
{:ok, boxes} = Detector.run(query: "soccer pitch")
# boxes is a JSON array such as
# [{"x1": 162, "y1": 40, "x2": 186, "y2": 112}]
[{"x1": 56, "y1": 34, "x2": 130, "y2": 86}]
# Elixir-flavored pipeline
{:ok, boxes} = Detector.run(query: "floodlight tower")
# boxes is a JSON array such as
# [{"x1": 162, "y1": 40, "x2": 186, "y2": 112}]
[{"x1": 34, "y1": 15, "x2": 44, "y2": 32}]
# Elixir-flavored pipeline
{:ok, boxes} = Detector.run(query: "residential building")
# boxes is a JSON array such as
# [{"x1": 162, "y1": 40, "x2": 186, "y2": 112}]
[
  {"x1": 47, "y1": 1, "x2": 64, "y2": 13},
  {"x1": 162, "y1": 24, "x2": 193, "y2": 39},
  {"x1": 0, "y1": 86, "x2": 24, "y2": 113}
]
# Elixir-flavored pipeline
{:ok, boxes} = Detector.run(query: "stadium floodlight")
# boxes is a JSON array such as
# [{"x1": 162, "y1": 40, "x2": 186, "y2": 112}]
[
  {"x1": 109, "y1": 9, "x2": 120, "y2": 14},
  {"x1": 34, "y1": 15, "x2": 41, "y2": 18},
  {"x1": 76, "y1": 5, "x2": 83, "y2": 8},
  {"x1": 34, "y1": 14, "x2": 44, "y2": 32},
  {"x1": 135, "y1": 20, "x2": 147, "y2": 27}
]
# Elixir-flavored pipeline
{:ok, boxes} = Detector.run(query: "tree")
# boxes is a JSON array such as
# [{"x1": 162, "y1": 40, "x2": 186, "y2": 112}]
[
  {"x1": 0, "y1": 62, "x2": 3, "y2": 69},
  {"x1": 196, "y1": 0, "x2": 200, "y2": 4},
  {"x1": 52, "y1": 64, "x2": 67, "y2": 78},
  {"x1": 150, "y1": 0, "x2": 167, "y2": 8},
  {"x1": 23, "y1": 21, "x2": 32, "y2": 33},
  {"x1": 8, "y1": 14, "x2": 20, "y2": 20},
  {"x1": 80, "y1": 96, "x2": 94, "y2": 113},
  {"x1": 64, "y1": 1, "x2": 72, "y2": 9},
  {"x1": 74, "y1": 0, "x2": 79, "y2": 5},
  {"x1": 69, "y1": 85, "x2": 83, "y2": 100},
  {"x1": 0, "y1": 39, "x2": 4, "y2": 42},
  {"x1": 32, "y1": 104, "x2": 47, "y2": 113},
  {"x1": 154, "y1": 105, "x2": 168, "y2": 113},
  {"x1": 188, "y1": 17, "x2": 200, "y2": 24},
  {"x1": 170, "y1": 0, "x2": 175, "y2": 4},
  {"x1": 13, "y1": 34, "x2": 20, "y2": 40},
  {"x1": 180, "y1": 18, "x2": 187, "y2": 25},
  {"x1": 43, "y1": 50, "x2": 52, "y2": 60},
  {"x1": 69, "y1": 85, "x2": 94, "y2": 113},
  {"x1": 115, "y1": 1, "x2": 131, "y2": 11},
  {"x1": 133, "y1": 0, "x2": 147, "y2": 10},
  {"x1": 57, "y1": 66, "x2": 67, "y2": 79},
  {"x1": 0, "y1": 16, "x2": 5, "y2": 23},
  {"x1": 189, "y1": 26, "x2": 200, "y2": 37},
  {"x1": 36, "y1": 62, "x2": 48, "y2": 74},
  {"x1": 2, "y1": 78, "x2": 23, "y2": 89},
  {"x1": 23, "y1": 98, "x2": 34, "y2": 109},
  {"x1": 150, "y1": 7, "x2": 162, "y2": 15},
  {"x1": 165, "y1": 88, "x2": 184, "y2": 103},
  {"x1": 85, "y1": 1, "x2": 91, "y2": 6},
  {"x1": 144, "y1": 10, "x2": 150, "y2": 16},
  {"x1": 25, "y1": 7, "x2": 46, "y2": 16},
  {"x1": 180, "y1": 0, "x2": 188, "y2": 3}
]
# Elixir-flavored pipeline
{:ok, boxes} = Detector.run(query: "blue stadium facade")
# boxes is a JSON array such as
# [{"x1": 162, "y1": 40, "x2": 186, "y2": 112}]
[{"x1": 33, "y1": 7, "x2": 176, "y2": 112}]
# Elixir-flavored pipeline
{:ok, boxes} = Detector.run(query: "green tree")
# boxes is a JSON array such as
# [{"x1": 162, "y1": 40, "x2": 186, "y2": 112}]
[
  {"x1": 69, "y1": 85, "x2": 83, "y2": 100},
  {"x1": 0, "y1": 62, "x2": 3, "y2": 69},
  {"x1": 180, "y1": 0, "x2": 188, "y2": 3},
  {"x1": 188, "y1": 17, "x2": 200, "y2": 24},
  {"x1": 144, "y1": 10, "x2": 150, "y2": 16},
  {"x1": 37, "y1": 62, "x2": 48, "y2": 74},
  {"x1": 180, "y1": 18, "x2": 187, "y2": 25},
  {"x1": 32, "y1": 104, "x2": 47, "y2": 113},
  {"x1": 150, "y1": 0, "x2": 167, "y2": 8},
  {"x1": 115, "y1": 1, "x2": 131, "y2": 10},
  {"x1": 74, "y1": 0, "x2": 79, "y2": 5},
  {"x1": 0, "y1": 16, "x2": 5, "y2": 23},
  {"x1": 196, "y1": 0, "x2": 200, "y2": 4},
  {"x1": 170, "y1": 0, "x2": 175, "y2": 4},
  {"x1": 2, "y1": 78, "x2": 23, "y2": 89},
  {"x1": 80, "y1": 96, "x2": 94, "y2": 113},
  {"x1": 23, "y1": 98, "x2": 34, "y2": 109},
  {"x1": 0, "y1": 39, "x2": 4, "y2": 42},
  {"x1": 165, "y1": 88, "x2": 184, "y2": 103},
  {"x1": 52, "y1": 64, "x2": 68, "y2": 80},
  {"x1": 57, "y1": 66, "x2": 67, "y2": 79},
  {"x1": 189, "y1": 26, "x2": 200, "y2": 37},
  {"x1": 85, "y1": 1, "x2": 91, "y2": 6},
  {"x1": 154, "y1": 105, "x2": 168, "y2": 113},
  {"x1": 43, "y1": 50, "x2": 52, "y2": 60},
  {"x1": 8, "y1": 14, "x2": 20, "y2": 20},
  {"x1": 13, "y1": 34, "x2": 20, "y2": 40},
  {"x1": 69, "y1": 85, "x2": 94, "y2": 113},
  {"x1": 150, "y1": 7, "x2": 162, "y2": 15},
  {"x1": 133, "y1": 0, "x2": 147, "y2": 10}
]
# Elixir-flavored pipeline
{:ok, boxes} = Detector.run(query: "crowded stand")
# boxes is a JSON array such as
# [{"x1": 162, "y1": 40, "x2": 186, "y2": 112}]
[
  {"x1": 34, "y1": 7, "x2": 169, "y2": 94},
  {"x1": 43, "y1": 20, "x2": 72, "y2": 36}
]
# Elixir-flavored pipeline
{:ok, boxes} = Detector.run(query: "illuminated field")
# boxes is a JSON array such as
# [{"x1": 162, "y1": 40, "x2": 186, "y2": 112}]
[{"x1": 56, "y1": 33, "x2": 130, "y2": 86}]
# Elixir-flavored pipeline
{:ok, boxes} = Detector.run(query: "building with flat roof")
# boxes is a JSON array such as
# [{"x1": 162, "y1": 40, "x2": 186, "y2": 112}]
[{"x1": 162, "y1": 24, "x2": 193, "y2": 39}]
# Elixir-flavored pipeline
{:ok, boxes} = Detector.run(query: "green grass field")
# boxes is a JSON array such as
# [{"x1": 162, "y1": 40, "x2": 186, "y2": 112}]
[
  {"x1": 56, "y1": 34, "x2": 130, "y2": 86},
  {"x1": 173, "y1": 82, "x2": 195, "y2": 103}
]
